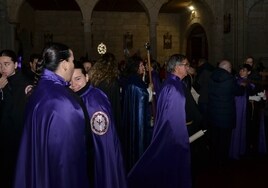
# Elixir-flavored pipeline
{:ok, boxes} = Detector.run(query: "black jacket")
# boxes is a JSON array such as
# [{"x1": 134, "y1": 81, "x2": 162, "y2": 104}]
[
  {"x1": 208, "y1": 68, "x2": 244, "y2": 129},
  {"x1": 193, "y1": 63, "x2": 214, "y2": 104},
  {"x1": 0, "y1": 71, "x2": 29, "y2": 187}
]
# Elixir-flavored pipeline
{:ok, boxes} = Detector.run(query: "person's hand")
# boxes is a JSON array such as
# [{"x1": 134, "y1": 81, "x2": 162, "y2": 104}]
[
  {"x1": 0, "y1": 75, "x2": 8, "y2": 89},
  {"x1": 148, "y1": 83, "x2": 154, "y2": 91},
  {"x1": 147, "y1": 83, "x2": 154, "y2": 102}
]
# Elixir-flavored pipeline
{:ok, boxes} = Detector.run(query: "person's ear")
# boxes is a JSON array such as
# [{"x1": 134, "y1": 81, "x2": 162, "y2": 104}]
[
  {"x1": 86, "y1": 73, "x2": 89, "y2": 82},
  {"x1": 14, "y1": 62, "x2": 18, "y2": 69},
  {"x1": 61, "y1": 60, "x2": 68, "y2": 71},
  {"x1": 175, "y1": 64, "x2": 180, "y2": 73}
]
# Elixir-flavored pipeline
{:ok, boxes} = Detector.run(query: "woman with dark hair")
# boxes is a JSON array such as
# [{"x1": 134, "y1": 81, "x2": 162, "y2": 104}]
[
  {"x1": 70, "y1": 60, "x2": 127, "y2": 188},
  {"x1": 14, "y1": 43, "x2": 89, "y2": 188},
  {"x1": 121, "y1": 54, "x2": 151, "y2": 172}
]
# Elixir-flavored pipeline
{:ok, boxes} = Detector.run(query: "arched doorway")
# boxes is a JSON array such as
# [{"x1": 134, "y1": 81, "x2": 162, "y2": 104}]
[{"x1": 186, "y1": 24, "x2": 208, "y2": 67}]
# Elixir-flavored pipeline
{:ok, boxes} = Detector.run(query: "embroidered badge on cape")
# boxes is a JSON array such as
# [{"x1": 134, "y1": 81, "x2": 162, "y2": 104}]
[{"x1": 91, "y1": 111, "x2": 109, "y2": 135}]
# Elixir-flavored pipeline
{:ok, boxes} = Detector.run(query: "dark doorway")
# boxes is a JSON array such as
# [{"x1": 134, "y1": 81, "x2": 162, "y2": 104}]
[{"x1": 186, "y1": 25, "x2": 208, "y2": 67}]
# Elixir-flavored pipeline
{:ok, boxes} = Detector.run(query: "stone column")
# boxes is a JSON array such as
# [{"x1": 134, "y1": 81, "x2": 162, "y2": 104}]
[
  {"x1": 4, "y1": 0, "x2": 22, "y2": 50},
  {"x1": 213, "y1": 2, "x2": 224, "y2": 62},
  {"x1": 9, "y1": 23, "x2": 16, "y2": 50},
  {"x1": 0, "y1": 22, "x2": 16, "y2": 50},
  {"x1": 83, "y1": 19, "x2": 92, "y2": 57},
  {"x1": 0, "y1": 3, "x2": 9, "y2": 49},
  {"x1": 138, "y1": 0, "x2": 168, "y2": 59},
  {"x1": 75, "y1": 0, "x2": 98, "y2": 57},
  {"x1": 148, "y1": 21, "x2": 158, "y2": 59}
]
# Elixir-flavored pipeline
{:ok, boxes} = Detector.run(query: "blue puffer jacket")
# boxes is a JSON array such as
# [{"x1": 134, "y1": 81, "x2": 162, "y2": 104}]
[{"x1": 208, "y1": 68, "x2": 244, "y2": 129}]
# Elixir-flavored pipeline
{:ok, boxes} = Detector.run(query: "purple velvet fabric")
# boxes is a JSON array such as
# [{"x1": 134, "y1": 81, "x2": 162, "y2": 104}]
[
  {"x1": 128, "y1": 73, "x2": 191, "y2": 188},
  {"x1": 229, "y1": 85, "x2": 247, "y2": 159},
  {"x1": 14, "y1": 69, "x2": 89, "y2": 188},
  {"x1": 79, "y1": 85, "x2": 128, "y2": 188}
]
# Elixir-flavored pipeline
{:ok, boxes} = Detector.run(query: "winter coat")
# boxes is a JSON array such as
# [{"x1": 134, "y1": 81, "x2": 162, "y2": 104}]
[{"x1": 208, "y1": 68, "x2": 244, "y2": 129}]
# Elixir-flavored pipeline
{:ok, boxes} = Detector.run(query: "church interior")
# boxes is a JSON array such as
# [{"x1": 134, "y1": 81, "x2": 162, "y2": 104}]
[
  {"x1": 1, "y1": 0, "x2": 268, "y2": 187},
  {"x1": 1, "y1": 0, "x2": 267, "y2": 70}
]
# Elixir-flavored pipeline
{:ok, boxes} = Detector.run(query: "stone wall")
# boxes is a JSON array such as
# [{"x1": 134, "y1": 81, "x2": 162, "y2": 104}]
[
  {"x1": 0, "y1": 0, "x2": 14, "y2": 51},
  {"x1": 31, "y1": 11, "x2": 84, "y2": 60},
  {"x1": 17, "y1": 7, "x2": 180, "y2": 62},
  {"x1": 18, "y1": 9, "x2": 181, "y2": 63},
  {"x1": 4, "y1": 0, "x2": 268, "y2": 68},
  {"x1": 247, "y1": 1, "x2": 268, "y2": 62},
  {"x1": 157, "y1": 13, "x2": 181, "y2": 63}
]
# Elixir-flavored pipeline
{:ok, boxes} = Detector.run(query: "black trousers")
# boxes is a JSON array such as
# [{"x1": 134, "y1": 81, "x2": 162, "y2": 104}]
[
  {"x1": 246, "y1": 100, "x2": 262, "y2": 154},
  {"x1": 210, "y1": 126, "x2": 232, "y2": 166}
]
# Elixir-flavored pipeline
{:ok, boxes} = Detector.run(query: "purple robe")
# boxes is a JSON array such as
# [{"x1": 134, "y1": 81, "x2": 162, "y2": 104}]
[
  {"x1": 229, "y1": 77, "x2": 253, "y2": 159},
  {"x1": 229, "y1": 90, "x2": 247, "y2": 159},
  {"x1": 77, "y1": 84, "x2": 128, "y2": 188},
  {"x1": 128, "y1": 74, "x2": 191, "y2": 188},
  {"x1": 14, "y1": 69, "x2": 89, "y2": 188}
]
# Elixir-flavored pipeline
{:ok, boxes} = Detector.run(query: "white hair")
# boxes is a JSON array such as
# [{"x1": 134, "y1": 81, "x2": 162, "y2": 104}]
[{"x1": 218, "y1": 60, "x2": 231, "y2": 72}]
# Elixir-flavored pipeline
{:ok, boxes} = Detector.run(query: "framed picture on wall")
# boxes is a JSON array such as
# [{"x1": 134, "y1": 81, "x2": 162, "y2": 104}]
[
  {"x1": 123, "y1": 32, "x2": 133, "y2": 49},
  {"x1": 163, "y1": 32, "x2": 172, "y2": 49}
]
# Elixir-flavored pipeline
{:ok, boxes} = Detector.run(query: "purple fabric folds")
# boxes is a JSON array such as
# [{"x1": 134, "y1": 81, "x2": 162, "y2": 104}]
[
  {"x1": 14, "y1": 69, "x2": 89, "y2": 188},
  {"x1": 80, "y1": 85, "x2": 128, "y2": 188},
  {"x1": 128, "y1": 73, "x2": 191, "y2": 188},
  {"x1": 229, "y1": 91, "x2": 247, "y2": 159}
]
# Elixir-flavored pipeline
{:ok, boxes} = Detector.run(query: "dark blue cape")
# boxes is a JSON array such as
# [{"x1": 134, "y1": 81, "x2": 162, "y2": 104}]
[
  {"x1": 78, "y1": 84, "x2": 128, "y2": 188},
  {"x1": 14, "y1": 69, "x2": 89, "y2": 188},
  {"x1": 122, "y1": 75, "x2": 150, "y2": 171},
  {"x1": 128, "y1": 74, "x2": 191, "y2": 188}
]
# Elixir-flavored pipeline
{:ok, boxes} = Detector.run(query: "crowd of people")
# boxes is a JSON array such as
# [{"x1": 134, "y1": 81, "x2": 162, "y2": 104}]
[{"x1": 0, "y1": 42, "x2": 267, "y2": 188}]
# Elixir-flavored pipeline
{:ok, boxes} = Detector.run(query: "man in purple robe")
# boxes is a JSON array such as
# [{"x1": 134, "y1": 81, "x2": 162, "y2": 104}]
[
  {"x1": 128, "y1": 54, "x2": 192, "y2": 188},
  {"x1": 70, "y1": 61, "x2": 128, "y2": 188},
  {"x1": 14, "y1": 43, "x2": 89, "y2": 188}
]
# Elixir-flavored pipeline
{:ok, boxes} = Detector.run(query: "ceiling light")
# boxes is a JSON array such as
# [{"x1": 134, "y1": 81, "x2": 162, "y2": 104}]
[{"x1": 188, "y1": 5, "x2": 195, "y2": 11}]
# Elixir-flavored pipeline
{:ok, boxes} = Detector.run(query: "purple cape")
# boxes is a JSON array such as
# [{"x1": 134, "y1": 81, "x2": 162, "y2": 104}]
[
  {"x1": 229, "y1": 91, "x2": 247, "y2": 159},
  {"x1": 229, "y1": 94, "x2": 248, "y2": 159},
  {"x1": 229, "y1": 77, "x2": 254, "y2": 159},
  {"x1": 78, "y1": 84, "x2": 127, "y2": 188},
  {"x1": 128, "y1": 74, "x2": 191, "y2": 188},
  {"x1": 14, "y1": 69, "x2": 89, "y2": 188}
]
